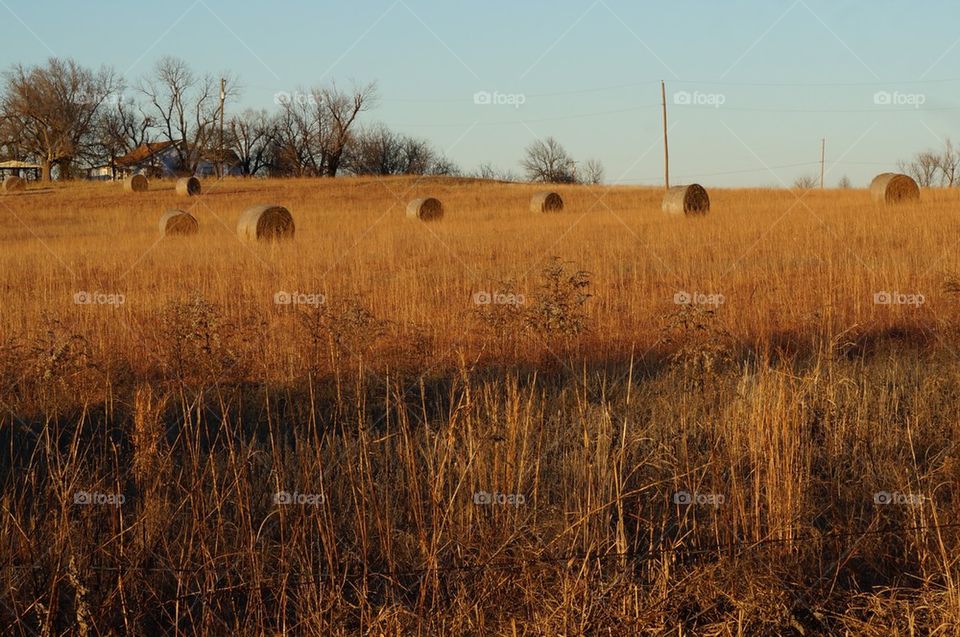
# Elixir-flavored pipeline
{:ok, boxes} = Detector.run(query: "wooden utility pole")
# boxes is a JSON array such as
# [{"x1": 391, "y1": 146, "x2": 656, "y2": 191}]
[
  {"x1": 661, "y1": 80, "x2": 670, "y2": 189},
  {"x1": 219, "y1": 78, "x2": 226, "y2": 179},
  {"x1": 819, "y1": 138, "x2": 825, "y2": 189}
]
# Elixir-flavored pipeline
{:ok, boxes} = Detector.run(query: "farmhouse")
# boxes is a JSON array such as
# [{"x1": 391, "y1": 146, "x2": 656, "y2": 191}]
[{"x1": 113, "y1": 141, "x2": 242, "y2": 178}]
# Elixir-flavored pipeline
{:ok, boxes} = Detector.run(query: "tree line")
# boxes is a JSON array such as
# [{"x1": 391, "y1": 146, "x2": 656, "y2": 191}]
[{"x1": 0, "y1": 56, "x2": 603, "y2": 184}]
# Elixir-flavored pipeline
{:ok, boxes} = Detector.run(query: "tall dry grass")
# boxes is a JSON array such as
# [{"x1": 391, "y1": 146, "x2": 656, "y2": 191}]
[{"x1": 0, "y1": 176, "x2": 957, "y2": 634}]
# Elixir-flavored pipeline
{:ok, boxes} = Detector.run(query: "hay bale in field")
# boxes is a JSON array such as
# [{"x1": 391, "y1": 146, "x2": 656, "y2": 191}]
[
  {"x1": 159, "y1": 209, "x2": 199, "y2": 237},
  {"x1": 406, "y1": 197, "x2": 444, "y2": 221},
  {"x1": 124, "y1": 174, "x2": 149, "y2": 193},
  {"x1": 2, "y1": 176, "x2": 25, "y2": 193},
  {"x1": 237, "y1": 204, "x2": 295, "y2": 241},
  {"x1": 870, "y1": 173, "x2": 919, "y2": 205},
  {"x1": 662, "y1": 184, "x2": 710, "y2": 215},
  {"x1": 176, "y1": 176, "x2": 201, "y2": 196},
  {"x1": 530, "y1": 191, "x2": 564, "y2": 213}
]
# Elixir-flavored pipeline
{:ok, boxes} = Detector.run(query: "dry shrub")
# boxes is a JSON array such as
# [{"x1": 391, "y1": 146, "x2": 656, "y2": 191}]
[{"x1": 525, "y1": 257, "x2": 592, "y2": 338}]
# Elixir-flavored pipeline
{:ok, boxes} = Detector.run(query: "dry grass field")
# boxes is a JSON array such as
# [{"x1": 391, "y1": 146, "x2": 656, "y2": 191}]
[{"x1": 1, "y1": 176, "x2": 959, "y2": 634}]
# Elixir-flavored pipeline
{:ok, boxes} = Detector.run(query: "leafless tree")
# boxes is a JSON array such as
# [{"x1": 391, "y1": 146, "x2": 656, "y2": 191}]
[
  {"x1": 0, "y1": 58, "x2": 118, "y2": 179},
  {"x1": 521, "y1": 137, "x2": 576, "y2": 183},
  {"x1": 344, "y1": 123, "x2": 456, "y2": 176},
  {"x1": 899, "y1": 151, "x2": 940, "y2": 187},
  {"x1": 473, "y1": 162, "x2": 519, "y2": 182},
  {"x1": 320, "y1": 82, "x2": 377, "y2": 176},
  {"x1": 937, "y1": 139, "x2": 960, "y2": 186},
  {"x1": 268, "y1": 82, "x2": 376, "y2": 177},
  {"x1": 138, "y1": 57, "x2": 238, "y2": 174},
  {"x1": 837, "y1": 175, "x2": 852, "y2": 189},
  {"x1": 94, "y1": 91, "x2": 153, "y2": 174},
  {"x1": 583, "y1": 158, "x2": 605, "y2": 185},
  {"x1": 793, "y1": 174, "x2": 819, "y2": 190},
  {"x1": 230, "y1": 109, "x2": 273, "y2": 176}
]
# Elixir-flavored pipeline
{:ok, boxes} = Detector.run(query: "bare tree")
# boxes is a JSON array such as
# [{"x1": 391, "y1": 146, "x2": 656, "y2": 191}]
[
  {"x1": 583, "y1": 158, "x2": 605, "y2": 185},
  {"x1": 473, "y1": 162, "x2": 519, "y2": 182},
  {"x1": 344, "y1": 123, "x2": 455, "y2": 176},
  {"x1": 94, "y1": 91, "x2": 153, "y2": 175},
  {"x1": 937, "y1": 139, "x2": 960, "y2": 187},
  {"x1": 138, "y1": 57, "x2": 238, "y2": 174},
  {"x1": 230, "y1": 109, "x2": 273, "y2": 176},
  {"x1": 899, "y1": 151, "x2": 940, "y2": 187},
  {"x1": 521, "y1": 137, "x2": 576, "y2": 183},
  {"x1": 793, "y1": 174, "x2": 819, "y2": 190},
  {"x1": 319, "y1": 82, "x2": 377, "y2": 176},
  {"x1": 0, "y1": 58, "x2": 118, "y2": 180},
  {"x1": 837, "y1": 175, "x2": 852, "y2": 189}
]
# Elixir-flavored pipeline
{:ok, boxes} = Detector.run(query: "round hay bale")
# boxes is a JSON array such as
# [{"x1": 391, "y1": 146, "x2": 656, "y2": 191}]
[
  {"x1": 159, "y1": 209, "x2": 199, "y2": 237},
  {"x1": 406, "y1": 197, "x2": 444, "y2": 221},
  {"x1": 870, "y1": 173, "x2": 919, "y2": 205},
  {"x1": 176, "y1": 176, "x2": 201, "y2": 197},
  {"x1": 237, "y1": 204, "x2": 295, "y2": 242},
  {"x1": 2, "y1": 176, "x2": 25, "y2": 193},
  {"x1": 124, "y1": 174, "x2": 149, "y2": 193},
  {"x1": 530, "y1": 191, "x2": 564, "y2": 213},
  {"x1": 662, "y1": 184, "x2": 710, "y2": 215}
]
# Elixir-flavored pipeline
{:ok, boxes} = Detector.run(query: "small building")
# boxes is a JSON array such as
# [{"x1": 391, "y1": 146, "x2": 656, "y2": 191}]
[
  {"x1": 115, "y1": 141, "x2": 182, "y2": 178},
  {"x1": 114, "y1": 141, "x2": 242, "y2": 178},
  {"x1": 0, "y1": 160, "x2": 41, "y2": 180}
]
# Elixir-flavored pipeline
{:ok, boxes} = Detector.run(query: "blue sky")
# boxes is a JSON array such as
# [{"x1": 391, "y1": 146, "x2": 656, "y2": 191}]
[{"x1": 3, "y1": 0, "x2": 960, "y2": 186}]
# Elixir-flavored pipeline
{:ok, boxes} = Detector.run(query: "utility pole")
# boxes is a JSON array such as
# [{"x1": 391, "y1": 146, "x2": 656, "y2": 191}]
[
  {"x1": 219, "y1": 77, "x2": 226, "y2": 179},
  {"x1": 661, "y1": 80, "x2": 670, "y2": 189},
  {"x1": 819, "y1": 138, "x2": 825, "y2": 189}
]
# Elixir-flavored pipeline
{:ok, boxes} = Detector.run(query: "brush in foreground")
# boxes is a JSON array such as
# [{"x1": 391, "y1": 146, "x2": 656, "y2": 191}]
[
  {"x1": 176, "y1": 177, "x2": 201, "y2": 197},
  {"x1": 237, "y1": 204, "x2": 295, "y2": 241},
  {"x1": 530, "y1": 191, "x2": 564, "y2": 213},
  {"x1": 159, "y1": 209, "x2": 199, "y2": 237},
  {"x1": 870, "y1": 173, "x2": 919, "y2": 205},
  {"x1": 124, "y1": 174, "x2": 149, "y2": 193},
  {"x1": 2, "y1": 176, "x2": 25, "y2": 193},
  {"x1": 662, "y1": 184, "x2": 710, "y2": 215},
  {"x1": 406, "y1": 197, "x2": 444, "y2": 221}
]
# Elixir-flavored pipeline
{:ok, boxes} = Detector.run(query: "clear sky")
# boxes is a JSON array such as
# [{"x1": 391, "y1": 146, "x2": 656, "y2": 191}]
[{"x1": 3, "y1": 0, "x2": 959, "y2": 187}]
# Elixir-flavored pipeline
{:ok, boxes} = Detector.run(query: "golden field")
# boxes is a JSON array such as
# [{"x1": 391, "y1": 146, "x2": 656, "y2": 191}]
[{"x1": 0, "y1": 177, "x2": 958, "y2": 635}]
